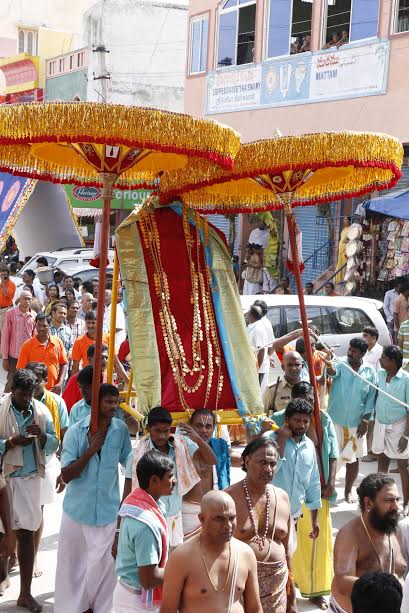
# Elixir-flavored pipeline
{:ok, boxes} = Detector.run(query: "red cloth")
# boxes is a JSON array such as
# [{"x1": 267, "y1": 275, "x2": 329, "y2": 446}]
[
  {"x1": 138, "y1": 208, "x2": 236, "y2": 411},
  {"x1": 62, "y1": 373, "x2": 81, "y2": 413},
  {"x1": 118, "y1": 338, "x2": 130, "y2": 363}
]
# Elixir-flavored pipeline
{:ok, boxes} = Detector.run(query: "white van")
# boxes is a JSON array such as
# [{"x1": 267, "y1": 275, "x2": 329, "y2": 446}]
[{"x1": 241, "y1": 294, "x2": 390, "y2": 383}]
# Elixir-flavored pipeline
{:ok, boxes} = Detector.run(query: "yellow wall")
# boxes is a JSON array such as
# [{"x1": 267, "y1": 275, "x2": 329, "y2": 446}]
[{"x1": 37, "y1": 29, "x2": 76, "y2": 87}]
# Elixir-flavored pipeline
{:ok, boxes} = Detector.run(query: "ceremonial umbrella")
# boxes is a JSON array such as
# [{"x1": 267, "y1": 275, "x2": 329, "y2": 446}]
[
  {"x1": 159, "y1": 131, "x2": 403, "y2": 442},
  {"x1": 0, "y1": 101, "x2": 241, "y2": 432}
]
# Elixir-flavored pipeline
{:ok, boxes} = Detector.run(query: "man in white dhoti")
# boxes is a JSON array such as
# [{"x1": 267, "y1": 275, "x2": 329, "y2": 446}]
[
  {"x1": 114, "y1": 450, "x2": 175, "y2": 612},
  {"x1": 0, "y1": 368, "x2": 58, "y2": 612},
  {"x1": 54, "y1": 383, "x2": 131, "y2": 613},
  {"x1": 160, "y1": 491, "x2": 262, "y2": 613},
  {"x1": 25, "y1": 361, "x2": 69, "y2": 577},
  {"x1": 373, "y1": 345, "x2": 409, "y2": 514}
]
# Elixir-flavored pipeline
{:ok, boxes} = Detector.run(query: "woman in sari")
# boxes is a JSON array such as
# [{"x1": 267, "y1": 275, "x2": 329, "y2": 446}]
[
  {"x1": 335, "y1": 217, "x2": 351, "y2": 283},
  {"x1": 44, "y1": 283, "x2": 60, "y2": 316}
]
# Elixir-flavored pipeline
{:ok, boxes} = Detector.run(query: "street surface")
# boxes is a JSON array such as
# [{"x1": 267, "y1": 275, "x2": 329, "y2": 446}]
[{"x1": 0, "y1": 367, "x2": 401, "y2": 612}]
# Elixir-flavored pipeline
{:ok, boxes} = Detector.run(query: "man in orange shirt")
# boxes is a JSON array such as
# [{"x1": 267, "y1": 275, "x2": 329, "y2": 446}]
[
  {"x1": 0, "y1": 264, "x2": 16, "y2": 354},
  {"x1": 71, "y1": 311, "x2": 109, "y2": 375},
  {"x1": 17, "y1": 313, "x2": 68, "y2": 394}
]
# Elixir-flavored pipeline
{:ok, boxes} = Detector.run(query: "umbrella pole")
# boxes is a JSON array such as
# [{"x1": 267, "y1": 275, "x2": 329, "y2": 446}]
[
  {"x1": 281, "y1": 194, "x2": 323, "y2": 446},
  {"x1": 107, "y1": 249, "x2": 119, "y2": 384},
  {"x1": 90, "y1": 172, "x2": 117, "y2": 434}
]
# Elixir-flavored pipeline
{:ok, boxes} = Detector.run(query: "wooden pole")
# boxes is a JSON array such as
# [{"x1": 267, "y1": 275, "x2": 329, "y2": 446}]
[
  {"x1": 90, "y1": 172, "x2": 116, "y2": 434},
  {"x1": 280, "y1": 193, "x2": 323, "y2": 446},
  {"x1": 107, "y1": 249, "x2": 119, "y2": 384}
]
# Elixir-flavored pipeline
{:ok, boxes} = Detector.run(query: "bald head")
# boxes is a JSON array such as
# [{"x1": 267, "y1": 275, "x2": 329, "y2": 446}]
[
  {"x1": 201, "y1": 491, "x2": 235, "y2": 514},
  {"x1": 199, "y1": 491, "x2": 237, "y2": 544},
  {"x1": 282, "y1": 350, "x2": 303, "y2": 383}
]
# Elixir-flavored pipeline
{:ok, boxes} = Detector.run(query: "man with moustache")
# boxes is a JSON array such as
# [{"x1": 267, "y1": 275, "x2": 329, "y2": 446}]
[
  {"x1": 160, "y1": 491, "x2": 262, "y2": 613},
  {"x1": 330, "y1": 474, "x2": 406, "y2": 613},
  {"x1": 262, "y1": 351, "x2": 305, "y2": 413},
  {"x1": 226, "y1": 439, "x2": 296, "y2": 613}
]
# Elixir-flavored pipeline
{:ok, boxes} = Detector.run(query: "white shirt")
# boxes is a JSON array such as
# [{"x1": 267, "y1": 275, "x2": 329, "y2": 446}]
[
  {"x1": 14, "y1": 277, "x2": 44, "y2": 305},
  {"x1": 260, "y1": 315, "x2": 275, "y2": 345},
  {"x1": 247, "y1": 319, "x2": 269, "y2": 374},
  {"x1": 363, "y1": 342, "x2": 383, "y2": 373},
  {"x1": 104, "y1": 302, "x2": 126, "y2": 350},
  {"x1": 248, "y1": 227, "x2": 270, "y2": 249}
]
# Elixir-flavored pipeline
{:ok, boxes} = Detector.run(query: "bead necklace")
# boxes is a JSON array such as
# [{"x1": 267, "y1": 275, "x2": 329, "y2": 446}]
[
  {"x1": 243, "y1": 479, "x2": 271, "y2": 551},
  {"x1": 200, "y1": 538, "x2": 231, "y2": 592},
  {"x1": 138, "y1": 206, "x2": 223, "y2": 410}
]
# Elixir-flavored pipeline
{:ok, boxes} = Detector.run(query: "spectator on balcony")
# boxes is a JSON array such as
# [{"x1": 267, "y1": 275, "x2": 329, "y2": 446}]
[
  {"x1": 337, "y1": 30, "x2": 349, "y2": 47},
  {"x1": 324, "y1": 32, "x2": 340, "y2": 49},
  {"x1": 300, "y1": 34, "x2": 311, "y2": 53}
]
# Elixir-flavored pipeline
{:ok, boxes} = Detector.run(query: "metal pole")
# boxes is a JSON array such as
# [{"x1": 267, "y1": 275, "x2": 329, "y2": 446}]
[
  {"x1": 280, "y1": 193, "x2": 323, "y2": 446},
  {"x1": 90, "y1": 172, "x2": 116, "y2": 434},
  {"x1": 107, "y1": 249, "x2": 119, "y2": 384}
]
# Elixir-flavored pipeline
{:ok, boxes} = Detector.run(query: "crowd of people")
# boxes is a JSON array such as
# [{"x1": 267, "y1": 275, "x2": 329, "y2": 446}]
[{"x1": 0, "y1": 252, "x2": 408, "y2": 613}]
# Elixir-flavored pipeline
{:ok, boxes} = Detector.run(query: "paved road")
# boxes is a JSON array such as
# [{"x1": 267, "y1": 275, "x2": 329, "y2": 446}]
[{"x1": 0, "y1": 437, "x2": 396, "y2": 612}]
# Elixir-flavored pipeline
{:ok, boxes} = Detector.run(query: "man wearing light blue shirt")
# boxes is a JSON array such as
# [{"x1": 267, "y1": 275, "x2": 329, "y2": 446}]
[
  {"x1": 373, "y1": 345, "x2": 409, "y2": 514},
  {"x1": 69, "y1": 365, "x2": 123, "y2": 427},
  {"x1": 0, "y1": 368, "x2": 58, "y2": 613},
  {"x1": 266, "y1": 398, "x2": 321, "y2": 535},
  {"x1": 325, "y1": 337, "x2": 376, "y2": 503},
  {"x1": 54, "y1": 383, "x2": 131, "y2": 613},
  {"x1": 120, "y1": 406, "x2": 216, "y2": 548}
]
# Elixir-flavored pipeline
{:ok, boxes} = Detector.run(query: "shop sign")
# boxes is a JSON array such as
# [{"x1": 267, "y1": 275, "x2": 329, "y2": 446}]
[
  {"x1": 65, "y1": 185, "x2": 151, "y2": 210},
  {"x1": 206, "y1": 65, "x2": 262, "y2": 114},
  {"x1": 205, "y1": 39, "x2": 389, "y2": 114},
  {"x1": 72, "y1": 186, "x2": 102, "y2": 201}
]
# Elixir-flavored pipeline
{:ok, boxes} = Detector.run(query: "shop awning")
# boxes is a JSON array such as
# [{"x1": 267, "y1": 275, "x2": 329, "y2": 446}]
[{"x1": 363, "y1": 189, "x2": 409, "y2": 221}]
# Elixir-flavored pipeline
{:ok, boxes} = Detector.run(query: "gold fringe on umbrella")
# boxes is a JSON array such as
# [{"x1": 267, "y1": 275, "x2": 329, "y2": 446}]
[
  {"x1": 159, "y1": 131, "x2": 403, "y2": 211},
  {"x1": 0, "y1": 102, "x2": 241, "y2": 178}
]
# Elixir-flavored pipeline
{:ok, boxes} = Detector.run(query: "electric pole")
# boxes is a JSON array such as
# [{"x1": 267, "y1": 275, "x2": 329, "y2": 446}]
[{"x1": 93, "y1": 44, "x2": 110, "y2": 102}]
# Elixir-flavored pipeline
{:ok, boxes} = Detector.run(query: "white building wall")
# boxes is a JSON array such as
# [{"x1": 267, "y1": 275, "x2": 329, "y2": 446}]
[{"x1": 83, "y1": 0, "x2": 187, "y2": 111}]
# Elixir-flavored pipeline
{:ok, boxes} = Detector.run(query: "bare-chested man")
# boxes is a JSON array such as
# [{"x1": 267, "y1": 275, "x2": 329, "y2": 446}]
[
  {"x1": 182, "y1": 409, "x2": 241, "y2": 539},
  {"x1": 330, "y1": 473, "x2": 406, "y2": 613},
  {"x1": 225, "y1": 438, "x2": 296, "y2": 613},
  {"x1": 160, "y1": 491, "x2": 262, "y2": 613}
]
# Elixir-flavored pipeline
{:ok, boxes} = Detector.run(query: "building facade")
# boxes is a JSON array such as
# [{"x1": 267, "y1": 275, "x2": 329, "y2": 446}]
[
  {"x1": 185, "y1": 0, "x2": 409, "y2": 141},
  {"x1": 0, "y1": 0, "x2": 94, "y2": 104},
  {"x1": 45, "y1": 48, "x2": 89, "y2": 101},
  {"x1": 82, "y1": 0, "x2": 188, "y2": 111},
  {"x1": 184, "y1": 0, "x2": 409, "y2": 287}
]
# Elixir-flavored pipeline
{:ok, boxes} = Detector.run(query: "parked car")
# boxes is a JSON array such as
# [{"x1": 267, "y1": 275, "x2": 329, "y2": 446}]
[
  {"x1": 18, "y1": 248, "x2": 114, "y2": 276},
  {"x1": 241, "y1": 294, "x2": 391, "y2": 384},
  {"x1": 63, "y1": 264, "x2": 114, "y2": 284},
  {"x1": 11, "y1": 248, "x2": 115, "y2": 290}
]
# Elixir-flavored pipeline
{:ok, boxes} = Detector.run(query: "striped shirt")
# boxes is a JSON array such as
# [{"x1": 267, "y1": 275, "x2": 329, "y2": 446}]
[
  {"x1": 67, "y1": 318, "x2": 86, "y2": 342},
  {"x1": 49, "y1": 323, "x2": 74, "y2": 356},
  {"x1": 399, "y1": 319, "x2": 409, "y2": 360},
  {"x1": 0, "y1": 306, "x2": 36, "y2": 359}
]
